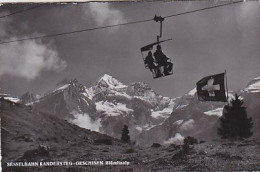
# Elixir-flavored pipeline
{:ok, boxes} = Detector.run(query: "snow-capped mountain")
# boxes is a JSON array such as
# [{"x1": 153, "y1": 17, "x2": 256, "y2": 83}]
[
  {"x1": 136, "y1": 76, "x2": 260, "y2": 146},
  {"x1": 240, "y1": 76, "x2": 260, "y2": 138},
  {"x1": 0, "y1": 93, "x2": 20, "y2": 103},
  {"x1": 28, "y1": 74, "x2": 175, "y2": 141},
  {"x1": 86, "y1": 74, "x2": 128, "y2": 99},
  {"x1": 87, "y1": 74, "x2": 175, "y2": 139},
  {"x1": 32, "y1": 78, "x2": 98, "y2": 122},
  {"x1": 244, "y1": 77, "x2": 260, "y2": 93},
  {"x1": 136, "y1": 93, "x2": 225, "y2": 145},
  {"x1": 22, "y1": 74, "x2": 260, "y2": 146}
]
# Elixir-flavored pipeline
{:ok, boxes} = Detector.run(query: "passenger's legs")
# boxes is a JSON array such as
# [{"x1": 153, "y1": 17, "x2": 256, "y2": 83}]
[
  {"x1": 163, "y1": 62, "x2": 173, "y2": 75},
  {"x1": 167, "y1": 62, "x2": 173, "y2": 72},
  {"x1": 155, "y1": 66, "x2": 162, "y2": 77}
]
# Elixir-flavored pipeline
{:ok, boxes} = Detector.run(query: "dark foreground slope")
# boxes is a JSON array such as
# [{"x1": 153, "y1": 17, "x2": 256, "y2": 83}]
[
  {"x1": 0, "y1": 98, "x2": 130, "y2": 172},
  {"x1": 1, "y1": 98, "x2": 260, "y2": 172}
]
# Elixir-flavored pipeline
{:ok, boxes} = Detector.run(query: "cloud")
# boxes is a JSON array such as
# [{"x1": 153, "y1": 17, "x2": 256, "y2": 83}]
[
  {"x1": 88, "y1": 3, "x2": 126, "y2": 26},
  {"x1": 180, "y1": 119, "x2": 195, "y2": 131},
  {"x1": 0, "y1": 11, "x2": 67, "y2": 80},
  {"x1": 0, "y1": 40, "x2": 67, "y2": 80},
  {"x1": 70, "y1": 112, "x2": 101, "y2": 132},
  {"x1": 164, "y1": 133, "x2": 184, "y2": 145}
]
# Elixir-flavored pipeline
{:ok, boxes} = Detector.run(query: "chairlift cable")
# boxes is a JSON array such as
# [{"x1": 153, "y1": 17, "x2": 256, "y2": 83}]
[
  {"x1": 0, "y1": 1, "x2": 242, "y2": 45},
  {"x1": 0, "y1": 4, "x2": 45, "y2": 19},
  {"x1": 0, "y1": 19, "x2": 152, "y2": 45}
]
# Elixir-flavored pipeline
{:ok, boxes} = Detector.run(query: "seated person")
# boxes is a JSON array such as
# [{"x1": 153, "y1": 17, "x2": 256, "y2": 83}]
[
  {"x1": 153, "y1": 45, "x2": 173, "y2": 75},
  {"x1": 145, "y1": 51, "x2": 161, "y2": 77},
  {"x1": 145, "y1": 51, "x2": 155, "y2": 71}
]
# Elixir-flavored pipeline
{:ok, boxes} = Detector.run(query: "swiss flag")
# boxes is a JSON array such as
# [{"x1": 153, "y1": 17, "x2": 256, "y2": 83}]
[{"x1": 196, "y1": 73, "x2": 227, "y2": 102}]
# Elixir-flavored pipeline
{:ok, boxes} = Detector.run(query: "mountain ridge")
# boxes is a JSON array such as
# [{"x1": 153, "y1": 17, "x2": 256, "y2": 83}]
[{"x1": 13, "y1": 74, "x2": 260, "y2": 146}]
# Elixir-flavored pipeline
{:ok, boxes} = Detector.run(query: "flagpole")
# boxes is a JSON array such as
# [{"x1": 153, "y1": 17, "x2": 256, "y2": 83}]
[{"x1": 225, "y1": 70, "x2": 229, "y2": 102}]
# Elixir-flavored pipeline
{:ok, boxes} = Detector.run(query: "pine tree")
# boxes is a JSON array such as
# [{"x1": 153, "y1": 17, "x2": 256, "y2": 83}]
[
  {"x1": 218, "y1": 94, "x2": 253, "y2": 139},
  {"x1": 121, "y1": 125, "x2": 130, "y2": 144}
]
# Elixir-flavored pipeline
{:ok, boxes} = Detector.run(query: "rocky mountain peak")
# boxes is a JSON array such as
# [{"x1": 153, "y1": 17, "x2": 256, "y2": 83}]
[
  {"x1": 86, "y1": 74, "x2": 127, "y2": 99},
  {"x1": 20, "y1": 91, "x2": 40, "y2": 104},
  {"x1": 126, "y1": 82, "x2": 155, "y2": 97},
  {"x1": 96, "y1": 74, "x2": 126, "y2": 89},
  {"x1": 69, "y1": 78, "x2": 79, "y2": 85},
  {"x1": 187, "y1": 87, "x2": 197, "y2": 96},
  {"x1": 244, "y1": 76, "x2": 260, "y2": 93},
  {"x1": 53, "y1": 78, "x2": 86, "y2": 94}
]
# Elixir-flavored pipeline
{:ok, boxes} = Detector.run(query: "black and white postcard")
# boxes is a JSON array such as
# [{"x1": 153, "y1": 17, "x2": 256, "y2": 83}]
[{"x1": 1, "y1": 1, "x2": 260, "y2": 171}]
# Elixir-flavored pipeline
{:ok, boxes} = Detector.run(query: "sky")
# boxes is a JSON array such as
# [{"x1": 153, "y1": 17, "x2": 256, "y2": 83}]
[{"x1": 0, "y1": 1, "x2": 260, "y2": 98}]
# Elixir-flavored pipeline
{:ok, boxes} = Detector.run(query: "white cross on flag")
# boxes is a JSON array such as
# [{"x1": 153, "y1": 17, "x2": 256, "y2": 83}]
[{"x1": 196, "y1": 73, "x2": 227, "y2": 102}]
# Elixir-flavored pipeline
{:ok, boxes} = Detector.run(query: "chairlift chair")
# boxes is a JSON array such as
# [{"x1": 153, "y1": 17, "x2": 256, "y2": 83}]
[{"x1": 140, "y1": 15, "x2": 173, "y2": 79}]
